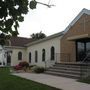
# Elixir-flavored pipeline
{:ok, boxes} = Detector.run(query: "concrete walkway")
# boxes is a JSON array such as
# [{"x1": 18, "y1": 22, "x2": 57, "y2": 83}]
[{"x1": 13, "y1": 73, "x2": 90, "y2": 90}]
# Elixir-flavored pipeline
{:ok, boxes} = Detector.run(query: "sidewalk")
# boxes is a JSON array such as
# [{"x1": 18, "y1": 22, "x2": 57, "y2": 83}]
[{"x1": 13, "y1": 73, "x2": 90, "y2": 90}]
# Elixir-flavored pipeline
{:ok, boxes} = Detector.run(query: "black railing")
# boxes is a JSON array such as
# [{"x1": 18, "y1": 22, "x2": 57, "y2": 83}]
[
  {"x1": 44, "y1": 53, "x2": 71, "y2": 68},
  {"x1": 80, "y1": 52, "x2": 90, "y2": 79},
  {"x1": 55, "y1": 53, "x2": 70, "y2": 63}
]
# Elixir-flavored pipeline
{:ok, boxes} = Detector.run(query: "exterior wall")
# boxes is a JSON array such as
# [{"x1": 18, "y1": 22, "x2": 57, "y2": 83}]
[
  {"x1": 61, "y1": 14, "x2": 90, "y2": 62},
  {"x1": 0, "y1": 46, "x2": 3, "y2": 66},
  {"x1": 10, "y1": 47, "x2": 27, "y2": 66},
  {"x1": 0, "y1": 46, "x2": 6, "y2": 66},
  {"x1": 27, "y1": 37, "x2": 61, "y2": 67}
]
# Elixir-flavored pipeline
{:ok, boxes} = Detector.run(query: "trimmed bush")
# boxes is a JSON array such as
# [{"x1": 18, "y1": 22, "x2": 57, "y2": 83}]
[
  {"x1": 32, "y1": 66, "x2": 45, "y2": 73},
  {"x1": 19, "y1": 61, "x2": 29, "y2": 68}
]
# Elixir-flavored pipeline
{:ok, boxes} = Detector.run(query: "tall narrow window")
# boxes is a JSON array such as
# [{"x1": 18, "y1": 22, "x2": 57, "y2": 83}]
[
  {"x1": 7, "y1": 54, "x2": 11, "y2": 66},
  {"x1": 42, "y1": 49, "x2": 45, "y2": 61},
  {"x1": 35, "y1": 51, "x2": 38, "y2": 63},
  {"x1": 18, "y1": 52, "x2": 22, "y2": 60},
  {"x1": 29, "y1": 52, "x2": 31, "y2": 63},
  {"x1": 51, "y1": 46, "x2": 55, "y2": 60}
]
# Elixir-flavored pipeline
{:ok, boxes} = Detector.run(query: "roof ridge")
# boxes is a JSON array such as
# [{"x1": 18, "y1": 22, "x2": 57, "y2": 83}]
[
  {"x1": 11, "y1": 36, "x2": 31, "y2": 39},
  {"x1": 64, "y1": 8, "x2": 90, "y2": 34}
]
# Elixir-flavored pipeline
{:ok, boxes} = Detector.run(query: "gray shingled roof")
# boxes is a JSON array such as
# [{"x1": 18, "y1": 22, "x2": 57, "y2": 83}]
[
  {"x1": 10, "y1": 37, "x2": 32, "y2": 47},
  {"x1": 9, "y1": 31, "x2": 64, "y2": 47}
]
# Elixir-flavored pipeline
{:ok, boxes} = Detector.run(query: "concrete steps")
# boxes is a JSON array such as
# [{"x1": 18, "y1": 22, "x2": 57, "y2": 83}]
[
  {"x1": 45, "y1": 71, "x2": 80, "y2": 79},
  {"x1": 45, "y1": 63, "x2": 90, "y2": 79}
]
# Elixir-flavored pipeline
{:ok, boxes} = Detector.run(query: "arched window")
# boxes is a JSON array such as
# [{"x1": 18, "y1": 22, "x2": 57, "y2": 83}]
[
  {"x1": 18, "y1": 52, "x2": 22, "y2": 60},
  {"x1": 42, "y1": 49, "x2": 45, "y2": 61},
  {"x1": 29, "y1": 52, "x2": 31, "y2": 63},
  {"x1": 35, "y1": 51, "x2": 38, "y2": 63},
  {"x1": 51, "y1": 46, "x2": 55, "y2": 60}
]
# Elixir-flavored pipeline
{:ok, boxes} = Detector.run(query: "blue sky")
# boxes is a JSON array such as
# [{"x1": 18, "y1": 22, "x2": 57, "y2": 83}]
[{"x1": 18, "y1": 0, "x2": 90, "y2": 37}]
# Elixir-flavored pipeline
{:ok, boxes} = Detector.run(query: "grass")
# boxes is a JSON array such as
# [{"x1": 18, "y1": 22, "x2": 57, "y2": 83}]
[
  {"x1": 0, "y1": 67, "x2": 61, "y2": 90},
  {"x1": 78, "y1": 76, "x2": 90, "y2": 84}
]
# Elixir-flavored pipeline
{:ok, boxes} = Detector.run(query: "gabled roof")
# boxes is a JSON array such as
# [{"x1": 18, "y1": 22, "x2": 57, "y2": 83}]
[
  {"x1": 10, "y1": 37, "x2": 32, "y2": 47},
  {"x1": 6, "y1": 31, "x2": 64, "y2": 47},
  {"x1": 63, "y1": 8, "x2": 90, "y2": 34},
  {"x1": 26, "y1": 31, "x2": 64, "y2": 46},
  {"x1": 7, "y1": 8, "x2": 90, "y2": 47}
]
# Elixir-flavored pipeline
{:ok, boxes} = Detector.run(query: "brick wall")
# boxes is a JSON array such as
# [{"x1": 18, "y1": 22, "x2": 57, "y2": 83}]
[{"x1": 60, "y1": 14, "x2": 90, "y2": 62}]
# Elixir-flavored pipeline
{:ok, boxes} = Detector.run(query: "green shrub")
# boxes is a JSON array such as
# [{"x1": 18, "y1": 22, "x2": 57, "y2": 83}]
[
  {"x1": 32, "y1": 66, "x2": 45, "y2": 73},
  {"x1": 19, "y1": 61, "x2": 29, "y2": 68},
  {"x1": 29, "y1": 65, "x2": 36, "y2": 69}
]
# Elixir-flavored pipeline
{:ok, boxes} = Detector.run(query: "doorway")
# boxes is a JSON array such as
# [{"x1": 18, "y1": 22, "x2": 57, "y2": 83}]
[
  {"x1": 76, "y1": 38, "x2": 90, "y2": 62},
  {"x1": 7, "y1": 54, "x2": 11, "y2": 66}
]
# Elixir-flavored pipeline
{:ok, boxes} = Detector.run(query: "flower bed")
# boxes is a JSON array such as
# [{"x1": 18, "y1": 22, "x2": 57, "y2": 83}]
[{"x1": 13, "y1": 61, "x2": 29, "y2": 72}]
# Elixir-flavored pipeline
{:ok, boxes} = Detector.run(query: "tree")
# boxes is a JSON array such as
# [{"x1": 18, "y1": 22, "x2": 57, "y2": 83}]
[
  {"x1": 31, "y1": 31, "x2": 46, "y2": 40},
  {"x1": 0, "y1": 0, "x2": 29, "y2": 45},
  {"x1": 0, "y1": 0, "x2": 29, "y2": 36},
  {"x1": 0, "y1": 0, "x2": 54, "y2": 45},
  {"x1": 0, "y1": 0, "x2": 54, "y2": 36},
  {"x1": 29, "y1": 0, "x2": 55, "y2": 9}
]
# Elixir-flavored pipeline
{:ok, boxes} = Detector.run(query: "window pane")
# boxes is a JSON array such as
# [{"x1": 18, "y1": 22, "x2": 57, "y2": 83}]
[
  {"x1": 35, "y1": 51, "x2": 38, "y2": 63},
  {"x1": 29, "y1": 52, "x2": 31, "y2": 63},
  {"x1": 42, "y1": 49, "x2": 45, "y2": 61},
  {"x1": 86, "y1": 42, "x2": 90, "y2": 52},
  {"x1": 76, "y1": 42, "x2": 85, "y2": 61},
  {"x1": 51, "y1": 46, "x2": 55, "y2": 60},
  {"x1": 18, "y1": 52, "x2": 22, "y2": 60}
]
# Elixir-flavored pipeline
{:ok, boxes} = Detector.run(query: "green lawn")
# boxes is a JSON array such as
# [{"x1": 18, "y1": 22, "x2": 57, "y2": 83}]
[
  {"x1": 78, "y1": 76, "x2": 90, "y2": 84},
  {"x1": 0, "y1": 67, "x2": 61, "y2": 90}
]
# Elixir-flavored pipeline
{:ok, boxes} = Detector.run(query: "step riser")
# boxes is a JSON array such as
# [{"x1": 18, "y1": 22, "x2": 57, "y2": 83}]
[
  {"x1": 54, "y1": 65, "x2": 88, "y2": 68},
  {"x1": 45, "y1": 72, "x2": 80, "y2": 79},
  {"x1": 47, "y1": 69, "x2": 87, "y2": 75},
  {"x1": 55, "y1": 63, "x2": 90, "y2": 66},
  {"x1": 45, "y1": 63, "x2": 90, "y2": 79},
  {"x1": 53, "y1": 67, "x2": 88, "y2": 70}
]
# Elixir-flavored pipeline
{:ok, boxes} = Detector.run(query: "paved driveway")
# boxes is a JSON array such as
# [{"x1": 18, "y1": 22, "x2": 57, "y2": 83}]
[{"x1": 13, "y1": 73, "x2": 90, "y2": 90}]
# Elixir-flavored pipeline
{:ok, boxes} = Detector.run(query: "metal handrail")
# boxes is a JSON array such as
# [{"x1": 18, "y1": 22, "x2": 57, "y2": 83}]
[
  {"x1": 55, "y1": 53, "x2": 70, "y2": 63},
  {"x1": 81, "y1": 52, "x2": 90, "y2": 63},
  {"x1": 44, "y1": 57, "x2": 56, "y2": 68},
  {"x1": 80, "y1": 52, "x2": 90, "y2": 78},
  {"x1": 44, "y1": 57, "x2": 51, "y2": 68}
]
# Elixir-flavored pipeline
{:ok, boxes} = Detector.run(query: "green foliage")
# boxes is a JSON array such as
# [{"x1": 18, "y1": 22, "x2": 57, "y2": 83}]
[
  {"x1": 31, "y1": 31, "x2": 46, "y2": 40},
  {"x1": 0, "y1": 0, "x2": 52, "y2": 38},
  {"x1": 0, "y1": 0, "x2": 29, "y2": 36},
  {"x1": 29, "y1": 0, "x2": 37, "y2": 9},
  {"x1": 19, "y1": 61, "x2": 29, "y2": 68},
  {"x1": 0, "y1": 0, "x2": 38, "y2": 36},
  {"x1": 0, "y1": 0, "x2": 52, "y2": 37},
  {"x1": 32, "y1": 66, "x2": 45, "y2": 73},
  {"x1": 0, "y1": 67, "x2": 10, "y2": 74},
  {"x1": 0, "y1": 33, "x2": 6, "y2": 46},
  {"x1": 0, "y1": 33, "x2": 11, "y2": 46},
  {"x1": 0, "y1": 0, "x2": 39, "y2": 45}
]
